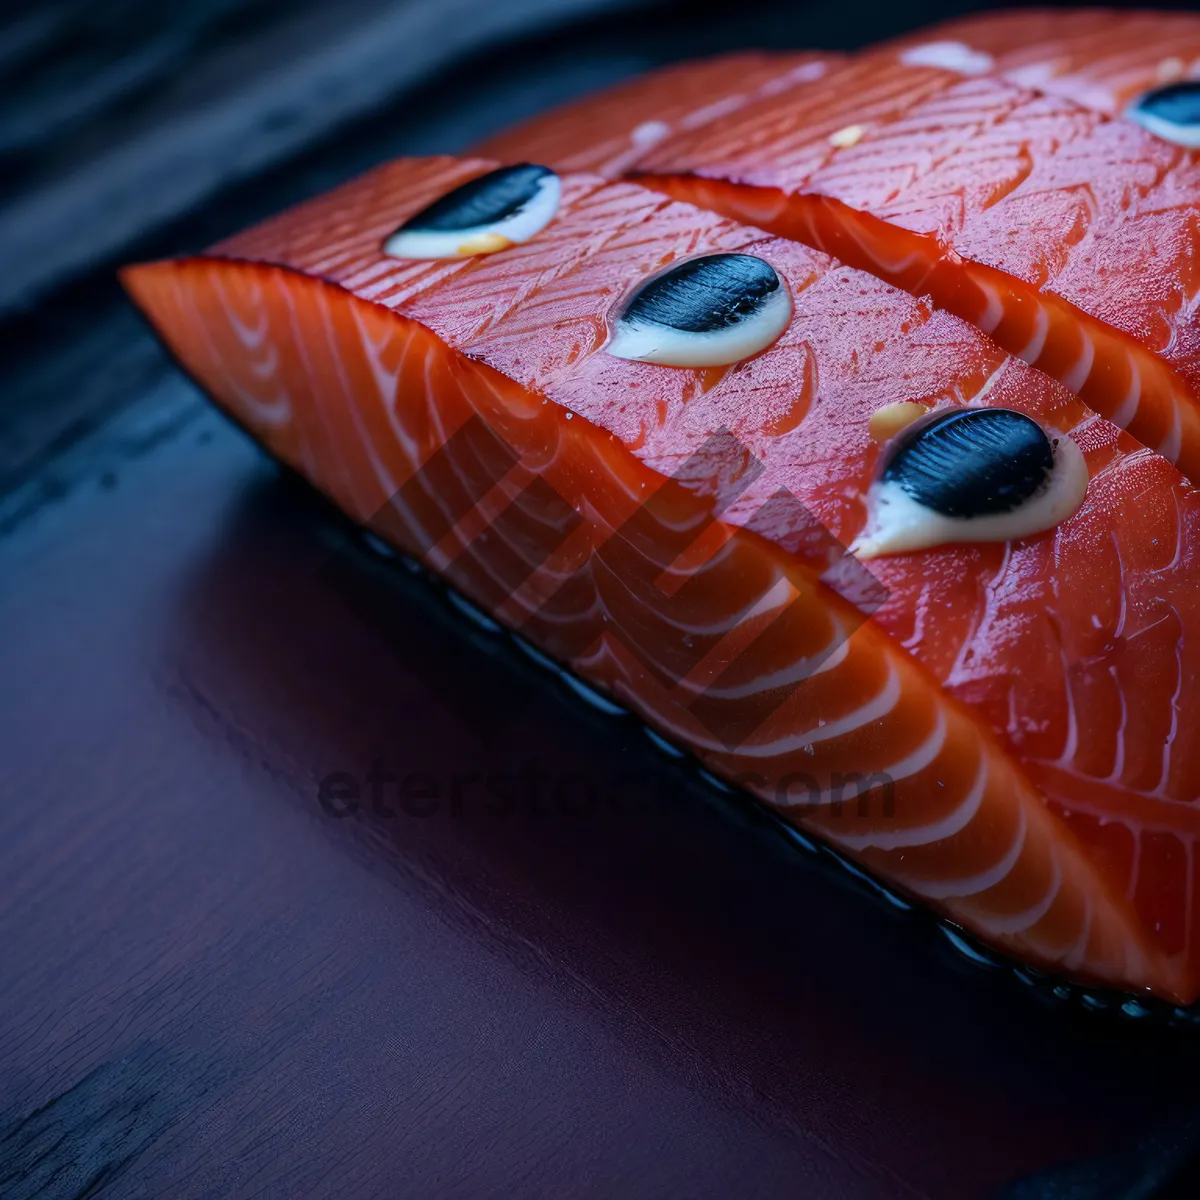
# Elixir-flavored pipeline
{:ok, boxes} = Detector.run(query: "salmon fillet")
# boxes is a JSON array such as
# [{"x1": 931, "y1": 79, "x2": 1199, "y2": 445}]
[
  {"x1": 124, "y1": 152, "x2": 1200, "y2": 1003},
  {"x1": 124, "y1": 13, "x2": 1200, "y2": 1004}
]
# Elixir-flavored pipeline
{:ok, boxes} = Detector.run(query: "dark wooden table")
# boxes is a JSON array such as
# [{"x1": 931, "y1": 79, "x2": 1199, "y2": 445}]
[{"x1": 6, "y1": 3, "x2": 1200, "y2": 1196}]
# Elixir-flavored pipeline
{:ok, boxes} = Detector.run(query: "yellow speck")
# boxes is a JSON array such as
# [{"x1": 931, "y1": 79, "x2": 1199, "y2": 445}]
[
  {"x1": 829, "y1": 123, "x2": 868, "y2": 149},
  {"x1": 455, "y1": 232, "x2": 514, "y2": 256},
  {"x1": 869, "y1": 400, "x2": 930, "y2": 443}
]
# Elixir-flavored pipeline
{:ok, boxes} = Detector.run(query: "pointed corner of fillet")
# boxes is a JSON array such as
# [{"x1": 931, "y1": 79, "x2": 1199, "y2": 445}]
[
  {"x1": 117, "y1": 259, "x2": 154, "y2": 305},
  {"x1": 119, "y1": 258, "x2": 180, "y2": 325}
]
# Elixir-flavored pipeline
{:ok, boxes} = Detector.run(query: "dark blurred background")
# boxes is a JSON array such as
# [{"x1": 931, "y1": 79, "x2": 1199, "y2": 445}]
[{"x1": 7, "y1": 3, "x2": 1200, "y2": 1198}]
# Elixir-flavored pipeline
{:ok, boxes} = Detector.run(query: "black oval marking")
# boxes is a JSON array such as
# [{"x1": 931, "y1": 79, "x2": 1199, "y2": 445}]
[
  {"x1": 1131, "y1": 80, "x2": 1200, "y2": 128},
  {"x1": 397, "y1": 164, "x2": 555, "y2": 233},
  {"x1": 618, "y1": 253, "x2": 781, "y2": 333},
  {"x1": 882, "y1": 408, "x2": 1054, "y2": 518}
]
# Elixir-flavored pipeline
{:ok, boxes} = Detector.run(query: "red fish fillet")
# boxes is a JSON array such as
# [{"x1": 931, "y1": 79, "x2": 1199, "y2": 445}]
[
  {"x1": 123, "y1": 17, "x2": 1200, "y2": 1004},
  {"x1": 124, "y1": 14, "x2": 1200, "y2": 998}
]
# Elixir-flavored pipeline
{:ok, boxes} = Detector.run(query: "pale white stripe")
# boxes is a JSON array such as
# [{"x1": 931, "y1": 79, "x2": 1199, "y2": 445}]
[
  {"x1": 841, "y1": 214, "x2": 928, "y2": 277},
  {"x1": 811, "y1": 708, "x2": 949, "y2": 804},
  {"x1": 679, "y1": 627, "x2": 852, "y2": 702},
  {"x1": 1107, "y1": 666, "x2": 1128, "y2": 785},
  {"x1": 732, "y1": 661, "x2": 902, "y2": 759},
  {"x1": 1061, "y1": 898, "x2": 1094, "y2": 972},
  {"x1": 1159, "y1": 634, "x2": 1185, "y2": 796},
  {"x1": 768, "y1": 715, "x2": 955, "y2": 820},
  {"x1": 917, "y1": 804, "x2": 1027, "y2": 900},
  {"x1": 834, "y1": 754, "x2": 987, "y2": 851},
  {"x1": 982, "y1": 854, "x2": 1062, "y2": 935},
  {"x1": 248, "y1": 342, "x2": 280, "y2": 380},
  {"x1": 1110, "y1": 352, "x2": 1142, "y2": 428},
  {"x1": 1055, "y1": 647, "x2": 1080, "y2": 767},
  {"x1": 968, "y1": 360, "x2": 1009, "y2": 406},
  {"x1": 275, "y1": 270, "x2": 373, "y2": 518},
  {"x1": 213, "y1": 273, "x2": 270, "y2": 350},
  {"x1": 1012, "y1": 304, "x2": 1049, "y2": 363},
  {"x1": 1158, "y1": 401, "x2": 1184, "y2": 465},
  {"x1": 975, "y1": 280, "x2": 1004, "y2": 335},
  {"x1": 316, "y1": 285, "x2": 402, "y2": 507},
  {"x1": 596, "y1": 555, "x2": 796, "y2": 642},
  {"x1": 185, "y1": 273, "x2": 293, "y2": 429},
  {"x1": 349, "y1": 303, "x2": 422, "y2": 462},
  {"x1": 1061, "y1": 330, "x2": 1096, "y2": 394}
]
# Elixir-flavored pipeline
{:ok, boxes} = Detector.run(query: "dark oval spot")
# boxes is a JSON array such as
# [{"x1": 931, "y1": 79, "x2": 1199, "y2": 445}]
[
  {"x1": 619, "y1": 253, "x2": 781, "y2": 334},
  {"x1": 1131, "y1": 80, "x2": 1200, "y2": 128},
  {"x1": 397, "y1": 164, "x2": 555, "y2": 232},
  {"x1": 882, "y1": 408, "x2": 1054, "y2": 518}
]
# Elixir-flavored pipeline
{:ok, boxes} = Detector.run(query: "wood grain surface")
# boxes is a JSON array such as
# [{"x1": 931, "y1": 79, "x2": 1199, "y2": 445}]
[{"x1": 7, "y1": 2, "x2": 1200, "y2": 1197}]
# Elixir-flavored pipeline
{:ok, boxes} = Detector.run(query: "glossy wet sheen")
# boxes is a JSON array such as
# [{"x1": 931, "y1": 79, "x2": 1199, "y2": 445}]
[
  {"x1": 882, "y1": 408, "x2": 1054, "y2": 517},
  {"x1": 617, "y1": 252, "x2": 782, "y2": 332},
  {"x1": 395, "y1": 163, "x2": 555, "y2": 232}
]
